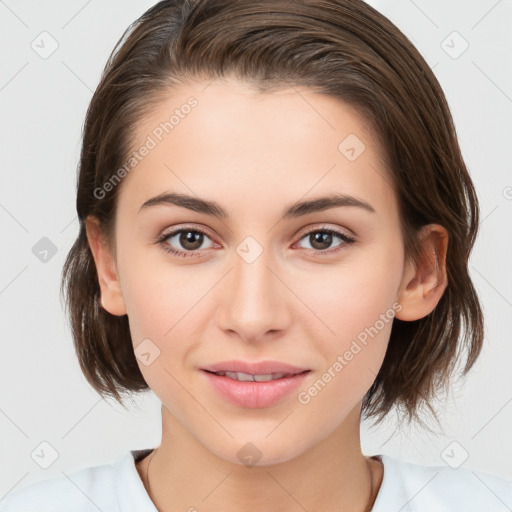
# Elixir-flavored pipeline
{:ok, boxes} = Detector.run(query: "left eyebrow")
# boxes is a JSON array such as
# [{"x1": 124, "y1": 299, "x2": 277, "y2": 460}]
[
  {"x1": 282, "y1": 193, "x2": 375, "y2": 218},
  {"x1": 138, "y1": 191, "x2": 376, "y2": 218}
]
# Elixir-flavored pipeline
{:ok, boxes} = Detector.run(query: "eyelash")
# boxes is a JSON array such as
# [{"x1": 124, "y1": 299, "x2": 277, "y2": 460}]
[{"x1": 155, "y1": 225, "x2": 356, "y2": 259}]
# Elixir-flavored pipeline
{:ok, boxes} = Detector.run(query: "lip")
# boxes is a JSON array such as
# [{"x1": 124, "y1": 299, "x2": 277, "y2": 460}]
[
  {"x1": 200, "y1": 360, "x2": 311, "y2": 409},
  {"x1": 201, "y1": 360, "x2": 309, "y2": 375}
]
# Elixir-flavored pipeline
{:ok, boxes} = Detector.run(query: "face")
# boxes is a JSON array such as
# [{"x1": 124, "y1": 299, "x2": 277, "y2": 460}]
[{"x1": 92, "y1": 77, "x2": 415, "y2": 465}]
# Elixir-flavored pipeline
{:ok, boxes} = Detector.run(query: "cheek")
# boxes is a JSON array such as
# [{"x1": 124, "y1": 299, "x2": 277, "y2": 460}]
[
  {"x1": 296, "y1": 243, "x2": 402, "y2": 392},
  {"x1": 302, "y1": 245, "x2": 402, "y2": 339},
  {"x1": 117, "y1": 238, "x2": 196, "y2": 339},
  {"x1": 117, "y1": 244, "x2": 215, "y2": 385},
  {"x1": 296, "y1": 268, "x2": 397, "y2": 425}
]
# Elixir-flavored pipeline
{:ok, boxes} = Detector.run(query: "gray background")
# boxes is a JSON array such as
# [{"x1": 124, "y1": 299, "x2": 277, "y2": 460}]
[{"x1": 1, "y1": 0, "x2": 511, "y2": 497}]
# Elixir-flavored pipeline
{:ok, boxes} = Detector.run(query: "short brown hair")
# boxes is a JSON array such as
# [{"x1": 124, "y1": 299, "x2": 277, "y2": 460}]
[{"x1": 61, "y1": 0, "x2": 483, "y2": 426}]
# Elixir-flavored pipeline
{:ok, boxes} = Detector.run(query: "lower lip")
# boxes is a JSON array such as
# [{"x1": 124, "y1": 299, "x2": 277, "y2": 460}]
[{"x1": 201, "y1": 370, "x2": 310, "y2": 408}]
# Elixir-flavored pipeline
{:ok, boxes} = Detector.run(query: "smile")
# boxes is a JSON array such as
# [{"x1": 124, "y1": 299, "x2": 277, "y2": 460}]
[
  {"x1": 208, "y1": 371, "x2": 297, "y2": 382},
  {"x1": 202, "y1": 369, "x2": 311, "y2": 408}
]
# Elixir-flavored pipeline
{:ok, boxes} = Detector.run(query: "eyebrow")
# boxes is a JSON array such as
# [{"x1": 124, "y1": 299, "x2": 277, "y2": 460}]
[{"x1": 139, "y1": 191, "x2": 376, "y2": 218}]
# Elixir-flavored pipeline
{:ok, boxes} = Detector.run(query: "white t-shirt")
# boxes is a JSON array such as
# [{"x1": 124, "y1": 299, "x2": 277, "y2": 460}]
[{"x1": 1, "y1": 449, "x2": 510, "y2": 511}]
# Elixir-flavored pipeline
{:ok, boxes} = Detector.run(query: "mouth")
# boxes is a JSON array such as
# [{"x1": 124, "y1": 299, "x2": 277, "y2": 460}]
[
  {"x1": 200, "y1": 360, "x2": 312, "y2": 408},
  {"x1": 203, "y1": 369, "x2": 310, "y2": 382},
  {"x1": 201, "y1": 359, "x2": 310, "y2": 376}
]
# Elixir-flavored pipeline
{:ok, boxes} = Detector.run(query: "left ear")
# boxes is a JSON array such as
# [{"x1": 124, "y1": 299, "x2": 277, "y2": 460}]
[{"x1": 395, "y1": 224, "x2": 449, "y2": 321}]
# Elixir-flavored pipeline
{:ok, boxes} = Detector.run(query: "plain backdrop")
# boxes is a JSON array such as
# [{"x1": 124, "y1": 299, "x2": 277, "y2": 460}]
[{"x1": 1, "y1": 0, "x2": 511, "y2": 498}]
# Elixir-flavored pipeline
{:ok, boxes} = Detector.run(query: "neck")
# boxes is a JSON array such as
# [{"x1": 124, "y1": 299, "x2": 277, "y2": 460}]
[{"x1": 138, "y1": 404, "x2": 382, "y2": 512}]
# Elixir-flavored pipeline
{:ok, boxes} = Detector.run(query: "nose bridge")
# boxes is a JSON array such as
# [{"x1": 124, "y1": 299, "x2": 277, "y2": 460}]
[{"x1": 217, "y1": 238, "x2": 289, "y2": 339}]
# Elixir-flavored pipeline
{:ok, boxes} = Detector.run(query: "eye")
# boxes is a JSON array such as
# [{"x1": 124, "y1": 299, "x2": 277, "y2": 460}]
[
  {"x1": 295, "y1": 227, "x2": 355, "y2": 255},
  {"x1": 155, "y1": 225, "x2": 356, "y2": 259},
  {"x1": 156, "y1": 226, "x2": 216, "y2": 258}
]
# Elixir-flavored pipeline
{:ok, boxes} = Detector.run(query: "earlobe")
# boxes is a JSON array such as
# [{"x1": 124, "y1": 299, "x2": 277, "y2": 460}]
[
  {"x1": 395, "y1": 225, "x2": 449, "y2": 322},
  {"x1": 85, "y1": 216, "x2": 127, "y2": 316}
]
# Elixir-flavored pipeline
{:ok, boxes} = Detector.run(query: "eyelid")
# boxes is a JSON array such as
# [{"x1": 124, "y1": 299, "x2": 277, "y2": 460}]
[
  {"x1": 160, "y1": 223, "x2": 215, "y2": 238},
  {"x1": 295, "y1": 223, "x2": 356, "y2": 241}
]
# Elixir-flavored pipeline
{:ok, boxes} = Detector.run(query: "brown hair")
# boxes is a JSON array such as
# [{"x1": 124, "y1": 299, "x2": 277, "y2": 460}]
[{"x1": 61, "y1": 0, "x2": 483, "y2": 426}]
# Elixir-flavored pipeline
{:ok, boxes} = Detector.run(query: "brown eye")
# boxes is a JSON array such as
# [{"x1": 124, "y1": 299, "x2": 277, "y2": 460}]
[
  {"x1": 158, "y1": 227, "x2": 215, "y2": 257},
  {"x1": 178, "y1": 230, "x2": 204, "y2": 251},
  {"x1": 296, "y1": 228, "x2": 355, "y2": 254},
  {"x1": 309, "y1": 231, "x2": 334, "y2": 250}
]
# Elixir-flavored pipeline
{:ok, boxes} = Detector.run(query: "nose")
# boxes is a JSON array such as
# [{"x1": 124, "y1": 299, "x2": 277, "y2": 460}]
[{"x1": 215, "y1": 245, "x2": 291, "y2": 343}]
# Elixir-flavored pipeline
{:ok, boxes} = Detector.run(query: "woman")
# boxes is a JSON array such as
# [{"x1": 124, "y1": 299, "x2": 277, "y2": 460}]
[{"x1": 1, "y1": 1, "x2": 510, "y2": 511}]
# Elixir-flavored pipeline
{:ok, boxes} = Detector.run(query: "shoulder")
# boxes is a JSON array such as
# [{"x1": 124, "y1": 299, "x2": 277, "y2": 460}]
[
  {"x1": 374, "y1": 454, "x2": 512, "y2": 512},
  {"x1": 0, "y1": 450, "x2": 156, "y2": 512},
  {"x1": 0, "y1": 460, "x2": 116, "y2": 512}
]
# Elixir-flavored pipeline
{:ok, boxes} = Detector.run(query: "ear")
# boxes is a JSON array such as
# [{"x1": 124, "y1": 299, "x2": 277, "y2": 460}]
[
  {"x1": 85, "y1": 216, "x2": 127, "y2": 316},
  {"x1": 395, "y1": 224, "x2": 449, "y2": 321}
]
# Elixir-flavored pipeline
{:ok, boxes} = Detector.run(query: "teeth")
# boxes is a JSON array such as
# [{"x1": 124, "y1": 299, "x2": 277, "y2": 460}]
[
  {"x1": 217, "y1": 371, "x2": 290, "y2": 382},
  {"x1": 233, "y1": 371, "x2": 255, "y2": 382},
  {"x1": 253, "y1": 374, "x2": 276, "y2": 382}
]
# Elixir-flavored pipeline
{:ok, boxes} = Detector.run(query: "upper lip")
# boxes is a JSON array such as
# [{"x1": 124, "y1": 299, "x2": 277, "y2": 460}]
[{"x1": 201, "y1": 360, "x2": 309, "y2": 375}]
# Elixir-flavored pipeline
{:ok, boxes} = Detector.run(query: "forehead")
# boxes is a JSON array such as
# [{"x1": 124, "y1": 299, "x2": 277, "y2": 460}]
[{"x1": 116, "y1": 77, "x2": 396, "y2": 221}]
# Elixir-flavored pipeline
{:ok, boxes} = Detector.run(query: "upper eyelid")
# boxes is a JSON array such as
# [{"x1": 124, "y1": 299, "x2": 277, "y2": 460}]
[
  {"x1": 296, "y1": 225, "x2": 354, "y2": 239},
  {"x1": 161, "y1": 224, "x2": 215, "y2": 241}
]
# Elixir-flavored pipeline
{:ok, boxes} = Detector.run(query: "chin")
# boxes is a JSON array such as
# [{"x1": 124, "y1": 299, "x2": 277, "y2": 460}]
[{"x1": 207, "y1": 434, "x2": 310, "y2": 468}]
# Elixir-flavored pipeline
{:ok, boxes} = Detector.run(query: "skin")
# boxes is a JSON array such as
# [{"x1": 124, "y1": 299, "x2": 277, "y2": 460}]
[{"x1": 86, "y1": 77, "x2": 448, "y2": 512}]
